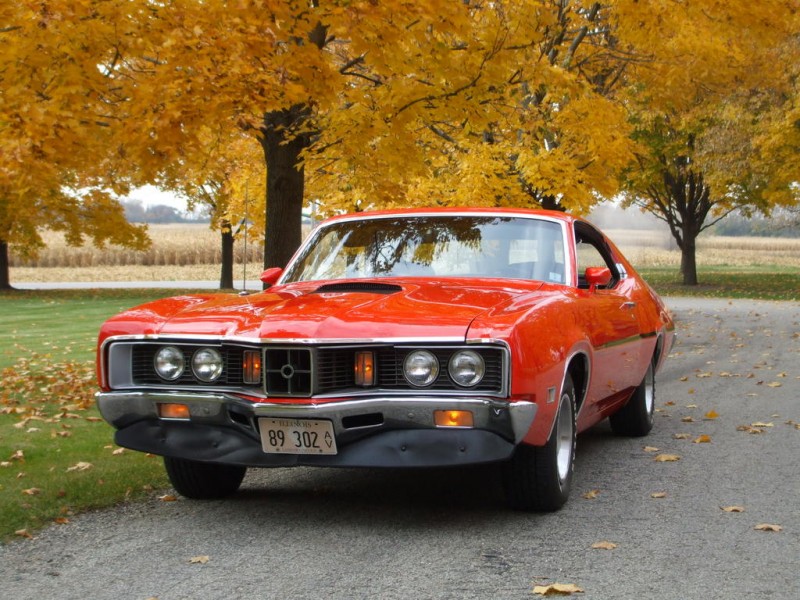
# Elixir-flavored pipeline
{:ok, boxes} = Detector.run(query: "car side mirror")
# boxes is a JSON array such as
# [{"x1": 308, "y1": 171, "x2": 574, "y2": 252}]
[
  {"x1": 585, "y1": 267, "x2": 612, "y2": 293},
  {"x1": 260, "y1": 267, "x2": 283, "y2": 287}
]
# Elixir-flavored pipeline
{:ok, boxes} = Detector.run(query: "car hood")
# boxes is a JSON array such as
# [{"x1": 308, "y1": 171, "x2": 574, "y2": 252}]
[{"x1": 130, "y1": 279, "x2": 548, "y2": 341}]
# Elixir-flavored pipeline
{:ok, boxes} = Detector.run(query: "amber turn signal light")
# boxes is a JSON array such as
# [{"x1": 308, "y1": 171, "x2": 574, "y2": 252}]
[
  {"x1": 434, "y1": 410, "x2": 474, "y2": 428},
  {"x1": 158, "y1": 403, "x2": 190, "y2": 419},
  {"x1": 354, "y1": 351, "x2": 375, "y2": 387},
  {"x1": 243, "y1": 350, "x2": 263, "y2": 384}
]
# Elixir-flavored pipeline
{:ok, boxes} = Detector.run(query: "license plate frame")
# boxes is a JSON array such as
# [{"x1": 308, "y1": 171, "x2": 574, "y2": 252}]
[{"x1": 258, "y1": 418, "x2": 338, "y2": 455}]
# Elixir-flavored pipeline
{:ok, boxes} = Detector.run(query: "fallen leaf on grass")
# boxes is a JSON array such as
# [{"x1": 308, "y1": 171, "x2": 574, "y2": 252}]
[
  {"x1": 189, "y1": 555, "x2": 210, "y2": 564},
  {"x1": 22, "y1": 488, "x2": 41, "y2": 496},
  {"x1": 693, "y1": 435, "x2": 712, "y2": 444},
  {"x1": 66, "y1": 462, "x2": 93, "y2": 472},
  {"x1": 582, "y1": 489, "x2": 600, "y2": 500},
  {"x1": 54, "y1": 517, "x2": 70, "y2": 525},
  {"x1": 754, "y1": 523, "x2": 782, "y2": 532},
  {"x1": 0, "y1": 461, "x2": 11, "y2": 468},
  {"x1": 654, "y1": 454, "x2": 681, "y2": 462},
  {"x1": 721, "y1": 506, "x2": 745, "y2": 513},
  {"x1": 15, "y1": 529, "x2": 33, "y2": 539},
  {"x1": 112, "y1": 448, "x2": 126, "y2": 455},
  {"x1": 9, "y1": 450, "x2": 24, "y2": 461},
  {"x1": 591, "y1": 541, "x2": 617, "y2": 550},
  {"x1": 533, "y1": 583, "x2": 584, "y2": 596}
]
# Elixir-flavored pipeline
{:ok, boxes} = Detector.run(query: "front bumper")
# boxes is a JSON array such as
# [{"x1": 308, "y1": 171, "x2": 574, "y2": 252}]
[{"x1": 96, "y1": 391, "x2": 537, "y2": 468}]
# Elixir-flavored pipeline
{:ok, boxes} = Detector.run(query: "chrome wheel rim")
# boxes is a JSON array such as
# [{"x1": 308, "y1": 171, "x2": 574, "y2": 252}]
[
  {"x1": 644, "y1": 366, "x2": 655, "y2": 416},
  {"x1": 555, "y1": 392, "x2": 574, "y2": 483}
]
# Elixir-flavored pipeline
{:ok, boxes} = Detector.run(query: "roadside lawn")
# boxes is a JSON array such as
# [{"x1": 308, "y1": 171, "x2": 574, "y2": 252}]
[{"x1": 1, "y1": 271, "x2": 797, "y2": 541}]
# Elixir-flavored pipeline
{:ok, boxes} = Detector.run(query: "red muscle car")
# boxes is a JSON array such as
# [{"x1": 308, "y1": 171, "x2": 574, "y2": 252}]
[{"x1": 97, "y1": 208, "x2": 674, "y2": 511}]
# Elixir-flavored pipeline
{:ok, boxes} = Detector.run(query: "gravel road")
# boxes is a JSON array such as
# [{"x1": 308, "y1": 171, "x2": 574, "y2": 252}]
[{"x1": 2, "y1": 297, "x2": 798, "y2": 600}]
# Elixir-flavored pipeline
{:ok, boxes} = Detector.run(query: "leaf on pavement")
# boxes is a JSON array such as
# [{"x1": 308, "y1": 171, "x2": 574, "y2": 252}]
[
  {"x1": 54, "y1": 517, "x2": 70, "y2": 524},
  {"x1": 533, "y1": 583, "x2": 584, "y2": 595},
  {"x1": 704, "y1": 410, "x2": 720, "y2": 420},
  {"x1": 736, "y1": 425, "x2": 765, "y2": 434},
  {"x1": 693, "y1": 435, "x2": 712, "y2": 444},
  {"x1": 591, "y1": 541, "x2": 617, "y2": 550},
  {"x1": 654, "y1": 454, "x2": 681, "y2": 462},
  {"x1": 158, "y1": 494, "x2": 178, "y2": 502},
  {"x1": 681, "y1": 416, "x2": 696, "y2": 423},
  {"x1": 643, "y1": 446, "x2": 659, "y2": 453},
  {"x1": 751, "y1": 422, "x2": 773, "y2": 428},
  {"x1": 582, "y1": 489, "x2": 600, "y2": 500},
  {"x1": 189, "y1": 555, "x2": 210, "y2": 564},
  {"x1": 721, "y1": 506, "x2": 745, "y2": 513},
  {"x1": 673, "y1": 433, "x2": 691, "y2": 440},
  {"x1": 651, "y1": 492, "x2": 668, "y2": 498},
  {"x1": 754, "y1": 523, "x2": 782, "y2": 532}
]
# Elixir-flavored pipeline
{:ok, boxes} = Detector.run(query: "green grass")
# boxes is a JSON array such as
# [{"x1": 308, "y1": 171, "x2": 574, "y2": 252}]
[
  {"x1": 0, "y1": 289, "x2": 201, "y2": 541},
  {"x1": 640, "y1": 267, "x2": 800, "y2": 302}
]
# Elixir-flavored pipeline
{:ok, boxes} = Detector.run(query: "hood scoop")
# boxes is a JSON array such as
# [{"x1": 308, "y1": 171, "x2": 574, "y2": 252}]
[{"x1": 313, "y1": 282, "x2": 403, "y2": 295}]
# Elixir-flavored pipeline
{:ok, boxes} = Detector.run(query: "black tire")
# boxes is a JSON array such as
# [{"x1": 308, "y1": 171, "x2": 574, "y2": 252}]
[
  {"x1": 609, "y1": 361, "x2": 655, "y2": 437},
  {"x1": 163, "y1": 457, "x2": 246, "y2": 499},
  {"x1": 503, "y1": 375, "x2": 577, "y2": 512}
]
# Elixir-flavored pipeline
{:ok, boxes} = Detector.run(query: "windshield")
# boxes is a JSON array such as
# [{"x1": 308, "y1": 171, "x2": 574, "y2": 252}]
[{"x1": 282, "y1": 215, "x2": 566, "y2": 284}]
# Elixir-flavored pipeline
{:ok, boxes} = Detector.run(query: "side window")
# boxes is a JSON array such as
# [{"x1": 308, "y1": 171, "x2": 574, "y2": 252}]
[{"x1": 574, "y1": 224, "x2": 619, "y2": 289}]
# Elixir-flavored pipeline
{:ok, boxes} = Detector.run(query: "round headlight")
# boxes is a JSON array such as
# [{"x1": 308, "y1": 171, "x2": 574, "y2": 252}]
[
  {"x1": 403, "y1": 350, "x2": 439, "y2": 387},
  {"x1": 192, "y1": 348, "x2": 224, "y2": 382},
  {"x1": 448, "y1": 350, "x2": 485, "y2": 387},
  {"x1": 154, "y1": 346, "x2": 185, "y2": 381}
]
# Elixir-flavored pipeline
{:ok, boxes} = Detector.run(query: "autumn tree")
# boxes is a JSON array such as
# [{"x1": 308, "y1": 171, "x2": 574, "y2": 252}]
[
  {"x1": 620, "y1": 10, "x2": 800, "y2": 285},
  {"x1": 0, "y1": 1, "x2": 150, "y2": 290}
]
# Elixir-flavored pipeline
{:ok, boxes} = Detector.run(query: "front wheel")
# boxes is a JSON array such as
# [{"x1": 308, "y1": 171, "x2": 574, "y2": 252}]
[
  {"x1": 163, "y1": 457, "x2": 246, "y2": 499},
  {"x1": 609, "y1": 362, "x2": 655, "y2": 437},
  {"x1": 503, "y1": 375, "x2": 576, "y2": 512}
]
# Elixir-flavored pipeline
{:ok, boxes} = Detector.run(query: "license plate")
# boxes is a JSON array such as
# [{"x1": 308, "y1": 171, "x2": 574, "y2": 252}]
[{"x1": 258, "y1": 418, "x2": 337, "y2": 455}]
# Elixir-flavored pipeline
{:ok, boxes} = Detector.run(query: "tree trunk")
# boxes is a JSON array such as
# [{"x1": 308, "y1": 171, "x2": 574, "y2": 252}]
[
  {"x1": 259, "y1": 105, "x2": 311, "y2": 279},
  {"x1": 0, "y1": 240, "x2": 12, "y2": 290},
  {"x1": 219, "y1": 223, "x2": 234, "y2": 290},
  {"x1": 680, "y1": 235, "x2": 698, "y2": 286}
]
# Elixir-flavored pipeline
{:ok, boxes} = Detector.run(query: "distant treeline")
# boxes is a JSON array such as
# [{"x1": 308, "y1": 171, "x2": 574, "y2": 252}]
[
  {"x1": 123, "y1": 200, "x2": 209, "y2": 224},
  {"x1": 713, "y1": 212, "x2": 800, "y2": 238}
]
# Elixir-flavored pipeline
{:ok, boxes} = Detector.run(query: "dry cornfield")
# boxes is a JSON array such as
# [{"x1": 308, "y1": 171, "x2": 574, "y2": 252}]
[{"x1": 9, "y1": 223, "x2": 800, "y2": 283}]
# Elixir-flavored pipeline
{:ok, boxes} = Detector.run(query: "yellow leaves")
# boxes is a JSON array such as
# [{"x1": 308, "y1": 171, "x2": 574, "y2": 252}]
[
  {"x1": 533, "y1": 583, "x2": 584, "y2": 596},
  {"x1": 673, "y1": 433, "x2": 691, "y2": 440},
  {"x1": 704, "y1": 410, "x2": 720, "y2": 420},
  {"x1": 693, "y1": 435, "x2": 712, "y2": 444},
  {"x1": 654, "y1": 454, "x2": 681, "y2": 463},
  {"x1": 643, "y1": 446, "x2": 659, "y2": 453},
  {"x1": 189, "y1": 555, "x2": 210, "y2": 564},
  {"x1": 582, "y1": 490, "x2": 600, "y2": 500},
  {"x1": 22, "y1": 488, "x2": 42, "y2": 496},
  {"x1": 15, "y1": 529, "x2": 34, "y2": 539},
  {"x1": 650, "y1": 492, "x2": 668, "y2": 499},
  {"x1": 754, "y1": 524, "x2": 782, "y2": 532},
  {"x1": 591, "y1": 541, "x2": 617, "y2": 550},
  {"x1": 158, "y1": 494, "x2": 178, "y2": 502},
  {"x1": 721, "y1": 506, "x2": 745, "y2": 513},
  {"x1": 66, "y1": 462, "x2": 93, "y2": 473}
]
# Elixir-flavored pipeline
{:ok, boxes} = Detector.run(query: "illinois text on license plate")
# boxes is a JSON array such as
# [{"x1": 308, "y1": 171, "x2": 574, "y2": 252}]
[{"x1": 258, "y1": 418, "x2": 338, "y2": 455}]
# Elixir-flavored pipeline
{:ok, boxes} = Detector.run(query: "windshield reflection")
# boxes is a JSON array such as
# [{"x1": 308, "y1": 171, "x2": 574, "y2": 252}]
[{"x1": 282, "y1": 216, "x2": 566, "y2": 284}]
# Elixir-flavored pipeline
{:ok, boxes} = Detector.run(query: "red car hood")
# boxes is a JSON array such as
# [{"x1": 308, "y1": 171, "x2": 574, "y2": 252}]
[{"x1": 145, "y1": 279, "x2": 546, "y2": 340}]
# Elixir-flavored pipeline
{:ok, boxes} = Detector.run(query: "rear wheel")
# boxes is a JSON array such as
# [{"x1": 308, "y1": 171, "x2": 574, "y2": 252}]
[
  {"x1": 503, "y1": 375, "x2": 576, "y2": 512},
  {"x1": 163, "y1": 457, "x2": 246, "y2": 499},
  {"x1": 609, "y1": 362, "x2": 655, "y2": 437}
]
